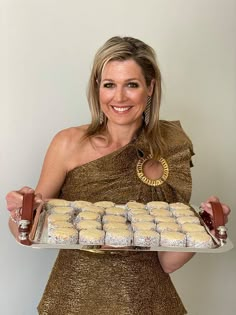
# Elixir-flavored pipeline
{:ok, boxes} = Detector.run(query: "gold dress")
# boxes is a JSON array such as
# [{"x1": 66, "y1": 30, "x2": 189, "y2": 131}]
[{"x1": 38, "y1": 121, "x2": 194, "y2": 315}]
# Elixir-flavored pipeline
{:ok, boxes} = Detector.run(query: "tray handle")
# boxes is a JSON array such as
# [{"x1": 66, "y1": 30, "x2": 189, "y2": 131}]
[
  {"x1": 18, "y1": 192, "x2": 35, "y2": 245},
  {"x1": 199, "y1": 201, "x2": 227, "y2": 240}
]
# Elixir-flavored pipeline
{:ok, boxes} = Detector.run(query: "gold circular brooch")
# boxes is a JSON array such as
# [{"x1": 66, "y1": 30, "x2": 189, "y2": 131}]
[{"x1": 136, "y1": 154, "x2": 169, "y2": 186}]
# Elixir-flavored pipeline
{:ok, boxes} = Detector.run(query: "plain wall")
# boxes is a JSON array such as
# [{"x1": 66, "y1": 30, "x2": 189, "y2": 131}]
[{"x1": 1, "y1": 1, "x2": 236, "y2": 314}]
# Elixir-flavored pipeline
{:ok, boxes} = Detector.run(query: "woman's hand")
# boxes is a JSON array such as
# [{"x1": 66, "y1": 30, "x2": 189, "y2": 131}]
[
  {"x1": 200, "y1": 195, "x2": 231, "y2": 224},
  {"x1": 6, "y1": 186, "x2": 43, "y2": 238},
  {"x1": 6, "y1": 186, "x2": 42, "y2": 215}
]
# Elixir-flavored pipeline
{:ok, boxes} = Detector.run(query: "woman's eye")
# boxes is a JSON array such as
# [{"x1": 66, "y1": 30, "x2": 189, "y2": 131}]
[
  {"x1": 103, "y1": 83, "x2": 114, "y2": 88},
  {"x1": 127, "y1": 82, "x2": 139, "y2": 88}
]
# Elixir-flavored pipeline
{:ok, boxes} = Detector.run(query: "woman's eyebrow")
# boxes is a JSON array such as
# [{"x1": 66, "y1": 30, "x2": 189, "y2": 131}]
[{"x1": 101, "y1": 77, "x2": 140, "y2": 82}]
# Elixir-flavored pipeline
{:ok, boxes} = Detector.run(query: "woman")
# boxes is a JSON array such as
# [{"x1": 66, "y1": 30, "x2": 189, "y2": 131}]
[{"x1": 6, "y1": 36, "x2": 230, "y2": 314}]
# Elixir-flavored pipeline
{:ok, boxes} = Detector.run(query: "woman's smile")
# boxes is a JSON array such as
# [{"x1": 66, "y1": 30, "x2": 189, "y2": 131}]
[{"x1": 111, "y1": 106, "x2": 132, "y2": 113}]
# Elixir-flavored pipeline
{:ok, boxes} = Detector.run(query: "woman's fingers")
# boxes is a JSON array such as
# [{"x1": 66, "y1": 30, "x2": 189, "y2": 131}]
[
  {"x1": 221, "y1": 203, "x2": 231, "y2": 224},
  {"x1": 18, "y1": 186, "x2": 35, "y2": 195},
  {"x1": 205, "y1": 195, "x2": 220, "y2": 203},
  {"x1": 6, "y1": 186, "x2": 43, "y2": 212},
  {"x1": 200, "y1": 196, "x2": 231, "y2": 224},
  {"x1": 6, "y1": 190, "x2": 25, "y2": 212},
  {"x1": 34, "y1": 193, "x2": 43, "y2": 206}
]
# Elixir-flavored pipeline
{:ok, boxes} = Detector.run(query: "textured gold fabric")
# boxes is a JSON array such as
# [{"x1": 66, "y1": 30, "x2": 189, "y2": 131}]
[
  {"x1": 39, "y1": 251, "x2": 186, "y2": 315},
  {"x1": 38, "y1": 121, "x2": 193, "y2": 315},
  {"x1": 60, "y1": 121, "x2": 193, "y2": 205}
]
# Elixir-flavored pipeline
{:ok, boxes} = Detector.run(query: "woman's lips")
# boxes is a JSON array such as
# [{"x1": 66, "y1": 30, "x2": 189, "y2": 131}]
[{"x1": 111, "y1": 106, "x2": 132, "y2": 113}]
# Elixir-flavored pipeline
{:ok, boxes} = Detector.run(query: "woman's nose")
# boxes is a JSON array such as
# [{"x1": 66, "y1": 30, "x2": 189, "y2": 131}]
[{"x1": 113, "y1": 87, "x2": 126, "y2": 102}]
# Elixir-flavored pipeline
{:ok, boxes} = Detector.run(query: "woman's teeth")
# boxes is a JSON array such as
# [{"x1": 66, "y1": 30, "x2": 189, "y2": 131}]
[{"x1": 113, "y1": 106, "x2": 130, "y2": 112}]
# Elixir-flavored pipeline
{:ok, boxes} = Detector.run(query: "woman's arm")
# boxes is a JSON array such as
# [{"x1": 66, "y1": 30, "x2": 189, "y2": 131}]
[
  {"x1": 159, "y1": 196, "x2": 231, "y2": 273},
  {"x1": 158, "y1": 252, "x2": 195, "y2": 273},
  {"x1": 6, "y1": 129, "x2": 73, "y2": 238},
  {"x1": 35, "y1": 129, "x2": 73, "y2": 198}
]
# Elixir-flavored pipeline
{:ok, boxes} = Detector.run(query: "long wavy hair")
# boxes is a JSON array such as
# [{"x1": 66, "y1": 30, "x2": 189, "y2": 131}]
[{"x1": 85, "y1": 36, "x2": 165, "y2": 159}]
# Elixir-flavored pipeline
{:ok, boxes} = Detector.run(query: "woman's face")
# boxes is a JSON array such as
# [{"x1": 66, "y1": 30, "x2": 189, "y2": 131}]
[{"x1": 99, "y1": 59, "x2": 154, "y2": 128}]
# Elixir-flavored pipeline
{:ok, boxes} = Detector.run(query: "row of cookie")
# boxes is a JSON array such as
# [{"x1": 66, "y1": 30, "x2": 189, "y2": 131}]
[
  {"x1": 81, "y1": 228, "x2": 213, "y2": 248},
  {"x1": 48, "y1": 226, "x2": 213, "y2": 249},
  {"x1": 45, "y1": 199, "x2": 193, "y2": 214},
  {"x1": 73, "y1": 212, "x2": 202, "y2": 230},
  {"x1": 74, "y1": 219, "x2": 205, "y2": 234}
]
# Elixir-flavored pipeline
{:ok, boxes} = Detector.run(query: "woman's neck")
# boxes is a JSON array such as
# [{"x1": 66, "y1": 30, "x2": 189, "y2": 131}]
[{"x1": 105, "y1": 121, "x2": 143, "y2": 148}]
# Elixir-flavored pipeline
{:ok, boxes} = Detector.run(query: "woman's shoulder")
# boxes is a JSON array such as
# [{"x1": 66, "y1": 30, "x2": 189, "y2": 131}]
[
  {"x1": 55, "y1": 124, "x2": 89, "y2": 138},
  {"x1": 46, "y1": 125, "x2": 92, "y2": 170},
  {"x1": 52, "y1": 125, "x2": 90, "y2": 147}
]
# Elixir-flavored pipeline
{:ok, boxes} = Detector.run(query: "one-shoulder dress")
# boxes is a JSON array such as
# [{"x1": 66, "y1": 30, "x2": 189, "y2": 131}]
[{"x1": 38, "y1": 121, "x2": 194, "y2": 315}]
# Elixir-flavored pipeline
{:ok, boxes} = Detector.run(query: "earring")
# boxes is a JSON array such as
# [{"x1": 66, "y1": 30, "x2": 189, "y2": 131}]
[
  {"x1": 99, "y1": 111, "x2": 104, "y2": 124},
  {"x1": 144, "y1": 96, "x2": 151, "y2": 125}
]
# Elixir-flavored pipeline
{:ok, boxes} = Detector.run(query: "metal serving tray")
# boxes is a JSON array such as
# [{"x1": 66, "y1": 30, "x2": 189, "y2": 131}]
[{"x1": 17, "y1": 199, "x2": 233, "y2": 254}]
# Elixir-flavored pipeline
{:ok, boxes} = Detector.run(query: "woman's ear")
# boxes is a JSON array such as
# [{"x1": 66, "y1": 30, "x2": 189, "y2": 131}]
[{"x1": 148, "y1": 79, "x2": 155, "y2": 96}]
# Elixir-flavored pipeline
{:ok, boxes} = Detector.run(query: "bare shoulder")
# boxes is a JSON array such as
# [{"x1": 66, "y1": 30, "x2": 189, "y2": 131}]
[
  {"x1": 39, "y1": 124, "x2": 92, "y2": 175},
  {"x1": 51, "y1": 125, "x2": 89, "y2": 149}
]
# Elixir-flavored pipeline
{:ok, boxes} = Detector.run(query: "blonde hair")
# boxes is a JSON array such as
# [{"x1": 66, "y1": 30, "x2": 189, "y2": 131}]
[{"x1": 85, "y1": 36, "x2": 165, "y2": 159}]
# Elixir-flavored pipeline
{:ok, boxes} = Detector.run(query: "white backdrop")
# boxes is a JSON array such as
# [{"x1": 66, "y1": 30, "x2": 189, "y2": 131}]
[{"x1": 1, "y1": 1, "x2": 236, "y2": 314}]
